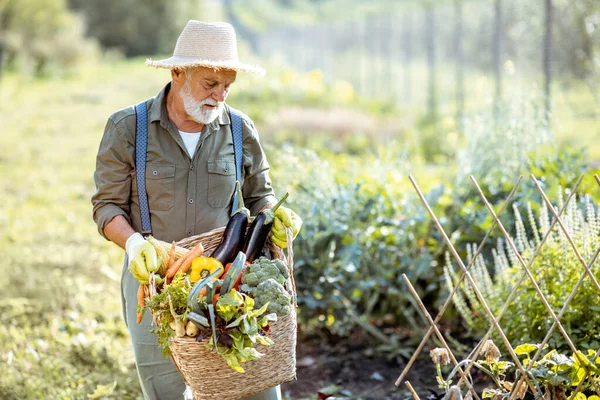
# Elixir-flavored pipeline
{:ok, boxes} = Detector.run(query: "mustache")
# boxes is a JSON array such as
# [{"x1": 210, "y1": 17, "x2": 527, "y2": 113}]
[{"x1": 200, "y1": 98, "x2": 219, "y2": 107}]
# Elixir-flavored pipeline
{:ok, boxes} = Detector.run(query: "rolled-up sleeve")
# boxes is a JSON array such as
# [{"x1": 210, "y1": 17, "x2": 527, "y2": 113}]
[
  {"x1": 92, "y1": 117, "x2": 134, "y2": 239},
  {"x1": 241, "y1": 118, "x2": 277, "y2": 215}
]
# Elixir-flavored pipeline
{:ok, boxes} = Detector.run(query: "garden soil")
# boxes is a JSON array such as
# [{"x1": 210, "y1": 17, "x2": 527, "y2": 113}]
[{"x1": 281, "y1": 332, "x2": 450, "y2": 400}]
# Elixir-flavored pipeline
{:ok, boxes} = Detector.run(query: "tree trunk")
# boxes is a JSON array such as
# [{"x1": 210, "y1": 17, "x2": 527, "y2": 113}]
[
  {"x1": 324, "y1": 23, "x2": 334, "y2": 80},
  {"x1": 374, "y1": 14, "x2": 383, "y2": 100},
  {"x1": 0, "y1": 42, "x2": 4, "y2": 83},
  {"x1": 222, "y1": 0, "x2": 258, "y2": 53},
  {"x1": 425, "y1": 5, "x2": 437, "y2": 121},
  {"x1": 493, "y1": 0, "x2": 503, "y2": 123},
  {"x1": 455, "y1": 0, "x2": 464, "y2": 131},
  {"x1": 403, "y1": 11, "x2": 413, "y2": 105},
  {"x1": 359, "y1": 16, "x2": 368, "y2": 96},
  {"x1": 385, "y1": 13, "x2": 394, "y2": 102},
  {"x1": 543, "y1": 0, "x2": 553, "y2": 129}
]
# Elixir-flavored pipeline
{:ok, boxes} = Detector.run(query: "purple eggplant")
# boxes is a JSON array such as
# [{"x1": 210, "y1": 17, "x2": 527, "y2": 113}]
[
  {"x1": 242, "y1": 193, "x2": 288, "y2": 262},
  {"x1": 211, "y1": 181, "x2": 249, "y2": 265}
]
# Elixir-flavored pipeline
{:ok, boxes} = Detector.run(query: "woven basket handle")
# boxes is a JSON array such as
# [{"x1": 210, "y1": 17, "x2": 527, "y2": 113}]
[{"x1": 283, "y1": 227, "x2": 297, "y2": 306}]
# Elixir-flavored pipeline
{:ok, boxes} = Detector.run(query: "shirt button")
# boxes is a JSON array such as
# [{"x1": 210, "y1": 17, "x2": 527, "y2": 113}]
[
  {"x1": 190, "y1": 166, "x2": 194, "y2": 171},
  {"x1": 187, "y1": 230, "x2": 192, "y2": 236},
  {"x1": 189, "y1": 199, "x2": 194, "y2": 204},
  {"x1": 152, "y1": 170, "x2": 158, "y2": 176}
]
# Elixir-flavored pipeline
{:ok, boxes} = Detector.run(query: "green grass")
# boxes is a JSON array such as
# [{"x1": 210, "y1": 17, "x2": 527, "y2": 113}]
[{"x1": 0, "y1": 60, "x2": 166, "y2": 399}]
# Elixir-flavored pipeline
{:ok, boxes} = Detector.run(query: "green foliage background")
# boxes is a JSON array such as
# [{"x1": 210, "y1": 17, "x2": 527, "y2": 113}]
[
  {"x1": 0, "y1": 0, "x2": 599, "y2": 398},
  {"x1": 0, "y1": 59, "x2": 598, "y2": 400}
]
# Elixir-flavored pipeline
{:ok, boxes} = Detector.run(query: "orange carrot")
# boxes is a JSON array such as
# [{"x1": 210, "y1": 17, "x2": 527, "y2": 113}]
[
  {"x1": 166, "y1": 249, "x2": 191, "y2": 279},
  {"x1": 166, "y1": 243, "x2": 204, "y2": 279},
  {"x1": 177, "y1": 243, "x2": 204, "y2": 275},
  {"x1": 167, "y1": 241, "x2": 176, "y2": 270},
  {"x1": 136, "y1": 285, "x2": 146, "y2": 324}
]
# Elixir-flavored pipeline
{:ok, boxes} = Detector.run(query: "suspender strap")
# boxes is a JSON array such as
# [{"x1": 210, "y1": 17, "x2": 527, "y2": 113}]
[
  {"x1": 229, "y1": 108, "x2": 244, "y2": 213},
  {"x1": 134, "y1": 101, "x2": 152, "y2": 236},
  {"x1": 135, "y1": 102, "x2": 242, "y2": 231}
]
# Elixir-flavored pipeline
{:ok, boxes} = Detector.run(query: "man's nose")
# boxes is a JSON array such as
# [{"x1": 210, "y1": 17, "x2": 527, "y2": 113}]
[{"x1": 212, "y1": 86, "x2": 228, "y2": 102}]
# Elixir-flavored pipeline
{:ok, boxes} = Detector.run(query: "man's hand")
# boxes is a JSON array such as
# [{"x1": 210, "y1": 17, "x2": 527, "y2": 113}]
[
  {"x1": 126, "y1": 233, "x2": 159, "y2": 284},
  {"x1": 271, "y1": 207, "x2": 302, "y2": 248}
]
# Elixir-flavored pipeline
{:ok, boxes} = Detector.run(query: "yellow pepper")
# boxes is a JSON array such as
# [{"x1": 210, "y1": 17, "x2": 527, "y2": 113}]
[{"x1": 189, "y1": 257, "x2": 224, "y2": 283}]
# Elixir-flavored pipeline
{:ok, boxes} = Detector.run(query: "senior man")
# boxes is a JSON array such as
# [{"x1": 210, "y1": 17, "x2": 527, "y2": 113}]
[{"x1": 92, "y1": 21, "x2": 297, "y2": 400}]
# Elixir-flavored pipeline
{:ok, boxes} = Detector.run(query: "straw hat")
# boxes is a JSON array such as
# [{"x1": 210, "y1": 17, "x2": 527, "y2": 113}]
[{"x1": 145, "y1": 20, "x2": 265, "y2": 76}]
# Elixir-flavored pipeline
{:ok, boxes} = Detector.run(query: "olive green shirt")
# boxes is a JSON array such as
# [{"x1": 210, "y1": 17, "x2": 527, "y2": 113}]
[{"x1": 92, "y1": 83, "x2": 276, "y2": 243}]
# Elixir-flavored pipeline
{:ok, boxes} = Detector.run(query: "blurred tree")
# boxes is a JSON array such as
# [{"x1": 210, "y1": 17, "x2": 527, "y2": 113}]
[
  {"x1": 554, "y1": 0, "x2": 599, "y2": 102},
  {"x1": 493, "y1": 0, "x2": 503, "y2": 123},
  {"x1": 455, "y1": 0, "x2": 465, "y2": 131},
  {"x1": 403, "y1": 10, "x2": 413, "y2": 105},
  {"x1": 424, "y1": 2, "x2": 437, "y2": 121},
  {"x1": 543, "y1": 0, "x2": 553, "y2": 128},
  {"x1": 0, "y1": 0, "x2": 92, "y2": 77},
  {"x1": 0, "y1": 0, "x2": 7, "y2": 80},
  {"x1": 223, "y1": 0, "x2": 258, "y2": 53},
  {"x1": 67, "y1": 0, "x2": 200, "y2": 57}
]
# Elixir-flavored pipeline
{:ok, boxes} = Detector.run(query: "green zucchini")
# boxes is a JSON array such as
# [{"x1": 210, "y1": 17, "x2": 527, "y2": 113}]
[
  {"x1": 207, "y1": 304, "x2": 218, "y2": 351},
  {"x1": 187, "y1": 268, "x2": 222, "y2": 311},
  {"x1": 220, "y1": 251, "x2": 246, "y2": 295},
  {"x1": 187, "y1": 312, "x2": 210, "y2": 328}
]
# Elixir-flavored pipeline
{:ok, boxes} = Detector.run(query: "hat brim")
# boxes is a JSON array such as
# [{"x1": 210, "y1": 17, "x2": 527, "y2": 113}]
[{"x1": 145, "y1": 56, "x2": 265, "y2": 76}]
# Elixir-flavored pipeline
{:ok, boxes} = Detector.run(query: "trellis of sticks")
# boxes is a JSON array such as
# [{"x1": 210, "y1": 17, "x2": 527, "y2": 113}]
[{"x1": 396, "y1": 173, "x2": 600, "y2": 400}]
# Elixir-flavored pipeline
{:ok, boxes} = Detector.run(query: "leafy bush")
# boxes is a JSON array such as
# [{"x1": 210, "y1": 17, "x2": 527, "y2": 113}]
[
  {"x1": 446, "y1": 190, "x2": 600, "y2": 351},
  {"x1": 265, "y1": 136, "x2": 594, "y2": 353},
  {"x1": 430, "y1": 98, "x2": 594, "y2": 289},
  {"x1": 267, "y1": 145, "x2": 440, "y2": 351}
]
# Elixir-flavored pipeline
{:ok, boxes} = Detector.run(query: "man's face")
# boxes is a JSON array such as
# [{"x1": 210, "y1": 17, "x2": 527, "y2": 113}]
[{"x1": 175, "y1": 67, "x2": 237, "y2": 125}]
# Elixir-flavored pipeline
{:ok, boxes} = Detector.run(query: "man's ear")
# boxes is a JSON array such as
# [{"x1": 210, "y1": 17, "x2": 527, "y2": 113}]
[{"x1": 171, "y1": 68, "x2": 185, "y2": 87}]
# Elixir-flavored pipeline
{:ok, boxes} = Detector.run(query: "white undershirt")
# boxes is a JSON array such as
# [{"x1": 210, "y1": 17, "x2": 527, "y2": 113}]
[{"x1": 178, "y1": 130, "x2": 201, "y2": 158}]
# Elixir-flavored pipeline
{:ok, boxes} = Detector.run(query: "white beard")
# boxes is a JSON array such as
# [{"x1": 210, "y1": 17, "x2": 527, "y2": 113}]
[{"x1": 180, "y1": 82, "x2": 224, "y2": 125}]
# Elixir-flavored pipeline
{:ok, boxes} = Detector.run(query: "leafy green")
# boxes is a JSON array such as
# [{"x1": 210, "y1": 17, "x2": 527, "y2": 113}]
[
  {"x1": 216, "y1": 290, "x2": 245, "y2": 323},
  {"x1": 515, "y1": 343, "x2": 543, "y2": 357},
  {"x1": 145, "y1": 274, "x2": 191, "y2": 357},
  {"x1": 208, "y1": 290, "x2": 277, "y2": 372},
  {"x1": 434, "y1": 341, "x2": 600, "y2": 399}
]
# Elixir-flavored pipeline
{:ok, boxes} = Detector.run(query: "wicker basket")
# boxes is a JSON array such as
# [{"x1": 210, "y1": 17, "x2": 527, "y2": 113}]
[{"x1": 155, "y1": 226, "x2": 297, "y2": 400}]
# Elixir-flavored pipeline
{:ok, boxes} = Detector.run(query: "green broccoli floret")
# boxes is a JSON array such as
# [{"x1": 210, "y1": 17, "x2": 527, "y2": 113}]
[
  {"x1": 241, "y1": 257, "x2": 289, "y2": 288},
  {"x1": 272, "y1": 258, "x2": 289, "y2": 278},
  {"x1": 253, "y1": 279, "x2": 292, "y2": 317},
  {"x1": 238, "y1": 283, "x2": 255, "y2": 294}
]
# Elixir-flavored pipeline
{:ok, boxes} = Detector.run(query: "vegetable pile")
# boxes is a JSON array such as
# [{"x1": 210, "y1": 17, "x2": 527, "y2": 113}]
[{"x1": 140, "y1": 182, "x2": 298, "y2": 373}]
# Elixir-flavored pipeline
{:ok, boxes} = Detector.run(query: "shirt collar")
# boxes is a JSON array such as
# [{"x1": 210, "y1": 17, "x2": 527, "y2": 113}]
[
  {"x1": 149, "y1": 83, "x2": 169, "y2": 123},
  {"x1": 150, "y1": 82, "x2": 231, "y2": 129}
]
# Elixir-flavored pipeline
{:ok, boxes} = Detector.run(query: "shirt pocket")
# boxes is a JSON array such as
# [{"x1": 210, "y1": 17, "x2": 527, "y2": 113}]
[
  {"x1": 207, "y1": 159, "x2": 236, "y2": 208},
  {"x1": 143, "y1": 163, "x2": 176, "y2": 211}
]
